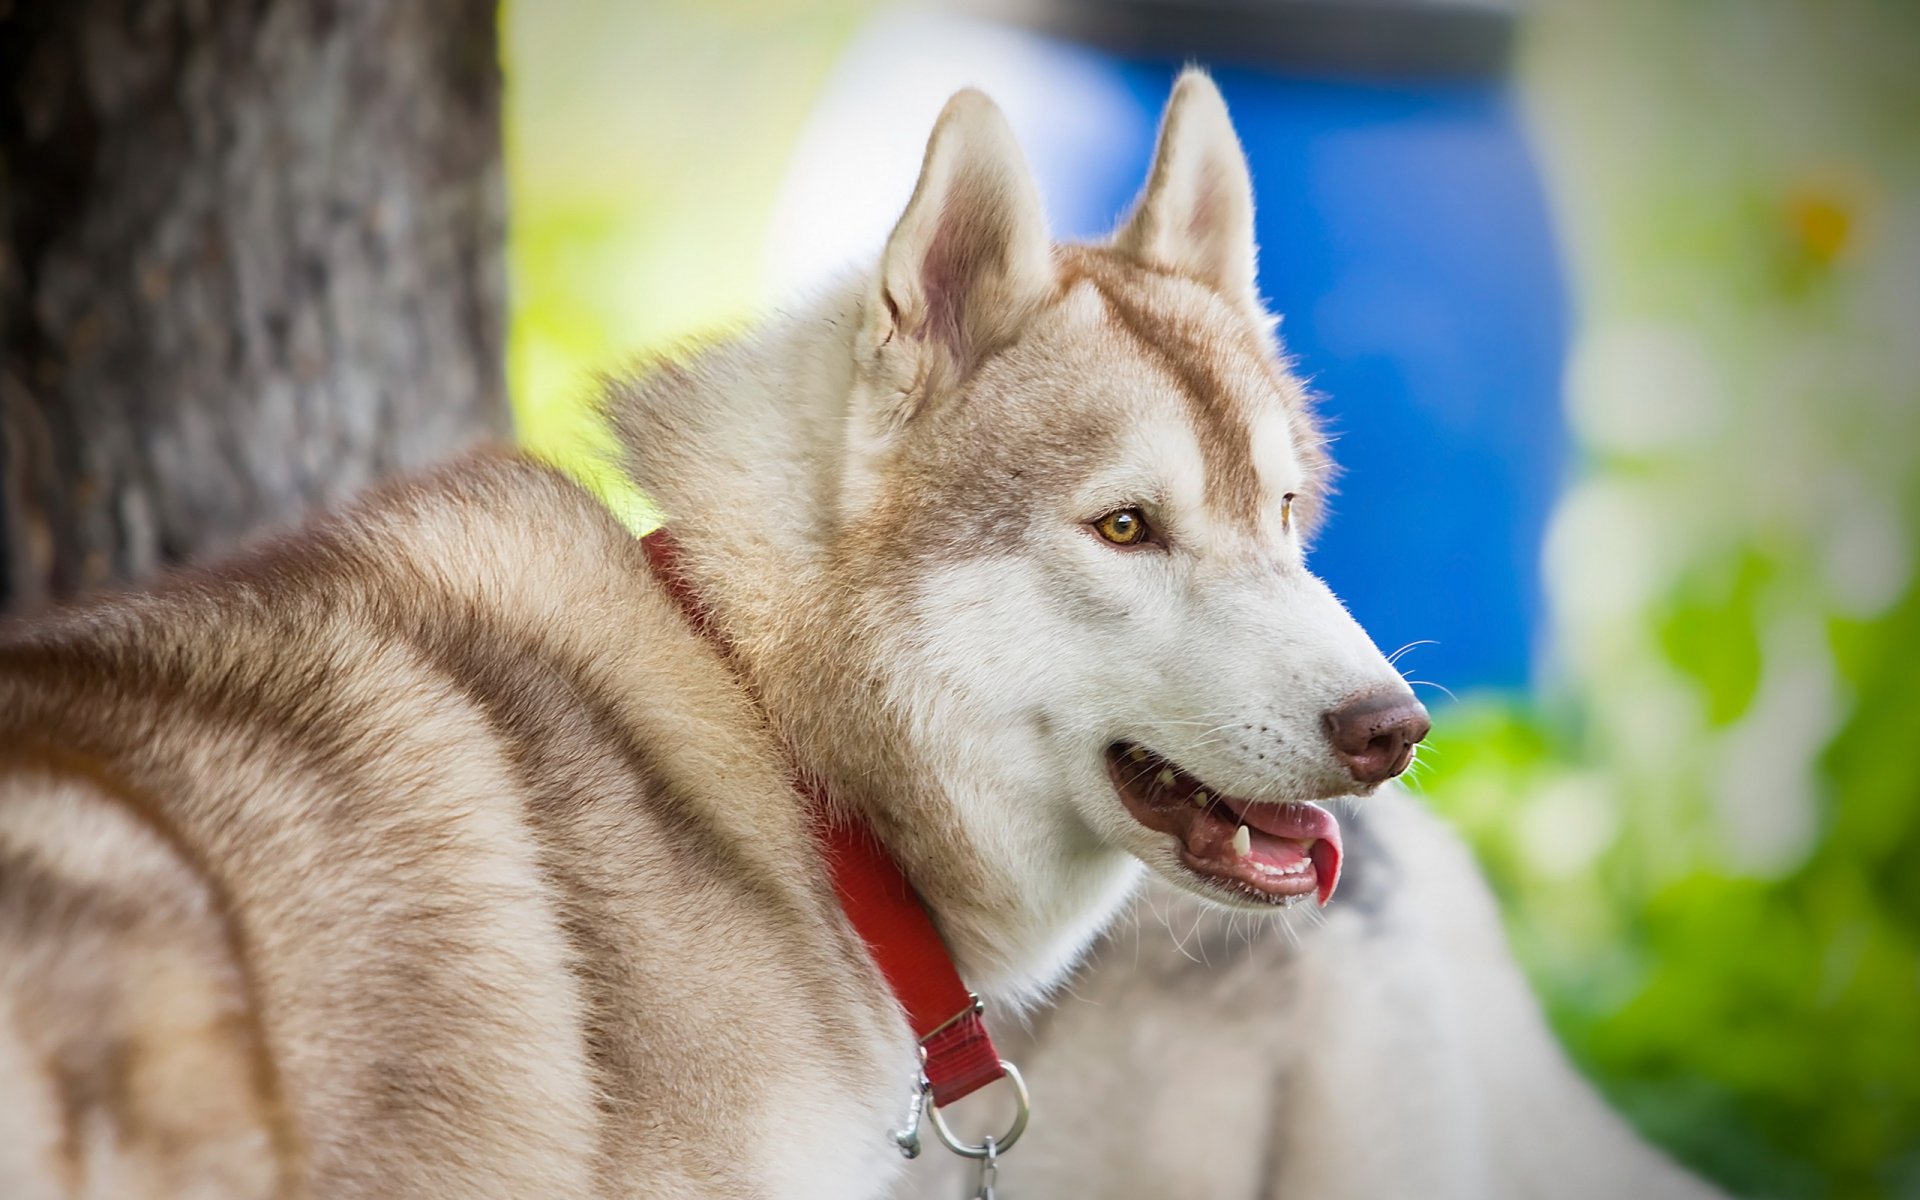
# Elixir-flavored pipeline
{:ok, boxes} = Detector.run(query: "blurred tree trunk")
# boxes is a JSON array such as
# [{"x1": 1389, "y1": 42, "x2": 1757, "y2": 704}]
[{"x1": 0, "y1": 0, "x2": 509, "y2": 613}]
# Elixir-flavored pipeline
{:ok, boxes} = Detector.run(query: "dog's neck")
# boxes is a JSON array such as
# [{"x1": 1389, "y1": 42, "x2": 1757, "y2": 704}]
[{"x1": 610, "y1": 283, "x2": 1138, "y2": 1008}]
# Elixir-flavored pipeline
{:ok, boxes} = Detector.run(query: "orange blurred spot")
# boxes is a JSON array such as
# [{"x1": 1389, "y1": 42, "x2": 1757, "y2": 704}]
[{"x1": 1785, "y1": 189, "x2": 1855, "y2": 265}]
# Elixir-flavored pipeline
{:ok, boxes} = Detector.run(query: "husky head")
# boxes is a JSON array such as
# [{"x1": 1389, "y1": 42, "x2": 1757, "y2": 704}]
[
  {"x1": 625, "y1": 71, "x2": 1428, "y2": 998},
  {"x1": 835, "y1": 74, "x2": 1424, "y2": 932}
]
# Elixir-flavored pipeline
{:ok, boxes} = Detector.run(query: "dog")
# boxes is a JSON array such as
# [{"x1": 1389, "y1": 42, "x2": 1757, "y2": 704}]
[{"x1": 6, "y1": 71, "x2": 1492, "y2": 1197}]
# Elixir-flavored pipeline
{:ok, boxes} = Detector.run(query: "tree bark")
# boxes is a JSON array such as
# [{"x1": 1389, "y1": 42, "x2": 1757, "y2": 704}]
[{"x1": 0, "y1": 0, "x2": 508, "y2": 613}]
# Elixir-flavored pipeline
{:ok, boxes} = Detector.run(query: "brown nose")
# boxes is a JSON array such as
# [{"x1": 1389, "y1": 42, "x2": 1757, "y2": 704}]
[{"x1": 1323, "y1": 692, "x2": 1431, "y2": 784}]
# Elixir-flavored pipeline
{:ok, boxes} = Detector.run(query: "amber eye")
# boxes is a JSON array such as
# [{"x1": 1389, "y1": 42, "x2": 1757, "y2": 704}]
[
  {"x1": 1282, "y1": 492, "x2": 1296, "y2": 534},
  {"x1": 1093, "y1": 507, "x2": 1150, "y2": 547}
]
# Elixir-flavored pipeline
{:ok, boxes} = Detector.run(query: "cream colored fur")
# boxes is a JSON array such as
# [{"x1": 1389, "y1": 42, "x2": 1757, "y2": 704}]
[{"x1": 898, "y1": 789, "x2": 1727, "y2": 1199}]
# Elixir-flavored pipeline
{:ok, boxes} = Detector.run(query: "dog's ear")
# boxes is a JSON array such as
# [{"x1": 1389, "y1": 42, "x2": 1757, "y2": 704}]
[
  {"x1": 861, "y1": 89, "x2": 1055, "y2": 424},
  {"x1": 1114, "y1": 70, "x2": 1259, "y2": 311}
]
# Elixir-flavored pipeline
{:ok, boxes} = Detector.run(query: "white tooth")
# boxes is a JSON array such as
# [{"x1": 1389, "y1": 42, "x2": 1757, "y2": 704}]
[
  {"x1": 1192, "y1": 790, "x2": 1210, "y2": 809},
  {"x1": 1298, "y1": 839, "x2": 1316, "y2": 853},
  {"x1": 1156, "y1": 767, "x2": 1176, "y2": 789},
  {"x1": 1128, "y1": 746, "x2": 1148, "y2": 763},
  {"x1": 1231, "y1": 825, "x2": 1251, "y2": 858}
]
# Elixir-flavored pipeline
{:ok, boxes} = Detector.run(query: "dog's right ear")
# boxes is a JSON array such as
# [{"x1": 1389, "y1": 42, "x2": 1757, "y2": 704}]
[{"x1": 858, "y1": 89, "x2": 1055, "y2": 431}]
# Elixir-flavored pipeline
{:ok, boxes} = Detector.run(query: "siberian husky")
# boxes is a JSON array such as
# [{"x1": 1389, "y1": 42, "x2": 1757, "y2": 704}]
[{"x1": 0, "y1": 71, "x2": 1677, "y2": 1198}]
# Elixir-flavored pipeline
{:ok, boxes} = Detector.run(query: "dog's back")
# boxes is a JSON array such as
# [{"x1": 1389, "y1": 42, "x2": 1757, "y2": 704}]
[{"x1": 0, "y1": 453, "x2": 898, "y2": 1199}]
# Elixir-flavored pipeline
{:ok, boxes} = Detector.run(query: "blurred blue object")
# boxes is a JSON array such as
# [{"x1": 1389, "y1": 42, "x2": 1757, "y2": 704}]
[{"x1": 771, "y1": 4, "x2": 1569, "y2": 694}]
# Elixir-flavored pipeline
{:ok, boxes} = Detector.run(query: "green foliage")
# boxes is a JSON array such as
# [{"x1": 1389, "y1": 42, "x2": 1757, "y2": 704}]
[
  {"x1": 1655, "y1": 551, "x2": 1769, "y2": 727},
  {"x1": 1423, "y1": 573, "x2": 1920, "y2": 1197},
  {"x1": 1447, "y1": 3, "x2": 1920, "y2": 1192}
]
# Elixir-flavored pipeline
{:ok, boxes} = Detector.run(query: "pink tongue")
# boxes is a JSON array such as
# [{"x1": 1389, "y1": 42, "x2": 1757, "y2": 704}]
[
  {"x1": 1310, "y1": 838, "x2": 1342, "y2": 907},
  {"x1": 1229, "y1": 801, "x2": 1344, "y2": 906}
]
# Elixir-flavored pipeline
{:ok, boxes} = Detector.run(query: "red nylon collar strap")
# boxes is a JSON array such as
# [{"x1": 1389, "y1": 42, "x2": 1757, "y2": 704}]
[{"x1": 640, "y1": 528, "x2": 1004, "y2": 1107}]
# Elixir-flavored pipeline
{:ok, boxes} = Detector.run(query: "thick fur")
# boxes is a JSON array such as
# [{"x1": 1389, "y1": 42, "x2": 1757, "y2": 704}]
[
  {"x1": 0, "y1": 458, "x2": 907, "y2": 1198},
  {"x1": 1, "y1": 72, "x2": 1581, "y2": 1197},
  {"x1": 898, "y1": 790, "x2": 1727, "y2": 1199}
]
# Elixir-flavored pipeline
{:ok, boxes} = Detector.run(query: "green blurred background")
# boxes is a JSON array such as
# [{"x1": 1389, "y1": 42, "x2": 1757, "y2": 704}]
[{"x1": 501, "y1": 2, "x2": 1920, "y2": 1195}]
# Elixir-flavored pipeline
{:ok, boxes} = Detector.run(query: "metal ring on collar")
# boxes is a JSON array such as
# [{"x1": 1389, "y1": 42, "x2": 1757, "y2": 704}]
[{"x1": 926, "y1": 1060, "x2": 1029, "y2": 1159}]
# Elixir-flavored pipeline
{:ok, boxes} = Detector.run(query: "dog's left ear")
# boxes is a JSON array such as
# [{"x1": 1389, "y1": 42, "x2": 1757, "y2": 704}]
[
  {"x1": 1114, "y1": 70, "x2": 1260, "y2": 314},
  {"x1": 861, "y1": 89, "x2": 1055, "y2": 424}
]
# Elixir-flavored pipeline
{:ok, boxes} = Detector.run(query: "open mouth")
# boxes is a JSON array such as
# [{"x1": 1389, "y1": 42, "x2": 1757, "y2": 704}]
[{"x1": 1106, "y1": 743, "x2": 1343, "y2": 907}]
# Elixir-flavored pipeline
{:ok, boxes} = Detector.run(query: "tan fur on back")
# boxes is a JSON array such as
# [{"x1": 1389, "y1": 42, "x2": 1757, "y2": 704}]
[{"x1": 1, "y1": 456, "x2": 907, "y2": 1198}]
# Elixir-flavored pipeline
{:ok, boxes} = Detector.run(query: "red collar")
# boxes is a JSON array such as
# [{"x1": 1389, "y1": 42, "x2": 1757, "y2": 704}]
[{"x1": 640, "y1": 528, "x2": 1004, "y2": 1108}]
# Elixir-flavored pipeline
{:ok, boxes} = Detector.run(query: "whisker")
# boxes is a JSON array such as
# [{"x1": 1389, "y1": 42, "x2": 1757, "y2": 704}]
[
  {"x1": 1160, "y1": 898, "x2": 1203, "y2": 964},
  {"x1": 1386, "y1": 639, "x2": 1438, "y2": 668},
  {"x1": 1405, "y1": 678, "x2": 1458, "y2": 703}
]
